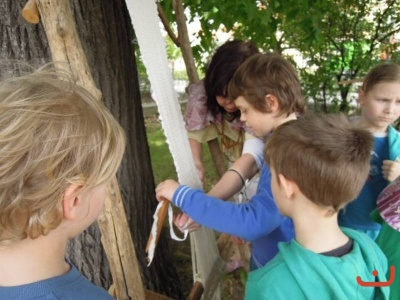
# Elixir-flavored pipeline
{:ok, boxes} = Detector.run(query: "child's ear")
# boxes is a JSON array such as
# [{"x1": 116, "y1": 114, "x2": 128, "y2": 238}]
[
  {"x1": 265, "y1": 94, "x2": 279, "y2": 113},
  {"x1": 63, "y1": 184, "x2": 83, "y2": 220},
  {"x1": 278, "y1": 174, "x2": 298, "y2": 199}
]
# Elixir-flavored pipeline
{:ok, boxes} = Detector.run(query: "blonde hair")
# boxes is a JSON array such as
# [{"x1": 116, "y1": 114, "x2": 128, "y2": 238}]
[
  {"x1": 265, "y1": 114, "x2": 373, "y2": 213},
  {"x1": 0, "y1": 63, "x2": 126, "y2": 246}
]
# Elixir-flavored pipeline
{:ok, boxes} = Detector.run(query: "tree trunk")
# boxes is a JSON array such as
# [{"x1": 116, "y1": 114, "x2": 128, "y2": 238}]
[{"x1": 0, "y1": 1, "x2": 182, "y2": 298}]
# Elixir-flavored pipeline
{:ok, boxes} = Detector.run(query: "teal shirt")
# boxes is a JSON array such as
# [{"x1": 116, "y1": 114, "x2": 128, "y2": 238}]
[
  {"x1": 245, "y1": 228, "x2": 389, "y2": 300},
  {"x1": 372, "y1": 210, "x2": 400, "y2": 300},
  {"x1": 370, "y1": 126, "x2": 400, "y2": 299}
]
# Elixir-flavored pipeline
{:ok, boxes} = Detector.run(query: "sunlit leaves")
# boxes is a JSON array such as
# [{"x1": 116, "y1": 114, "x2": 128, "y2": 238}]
[{"x1": 158, "y1": 0, "x2": 400, "y2": 112}]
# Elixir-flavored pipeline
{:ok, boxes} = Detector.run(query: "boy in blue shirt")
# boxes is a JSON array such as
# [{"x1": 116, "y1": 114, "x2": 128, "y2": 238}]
[
  {"x1": 155, "y1": 52, "x2": 305, "y2": 269},
  {"x1": 246, "y1": 114, "x2": 389, "y2": 299},
  {"x1": 0, "y1": 65, "x2": 126, "y2": 299}
]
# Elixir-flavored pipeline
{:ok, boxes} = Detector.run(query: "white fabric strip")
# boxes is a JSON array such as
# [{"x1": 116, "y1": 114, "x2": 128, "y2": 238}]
[
  {"x1": 167, "y1": 204, "x2": 189, "y2": 241},
  {"x1": 147, "y1": 201, "x2": 188, "y2": 266},
  {"x1": 126, "y1": 1, "x2": 221, "y2": 298}
]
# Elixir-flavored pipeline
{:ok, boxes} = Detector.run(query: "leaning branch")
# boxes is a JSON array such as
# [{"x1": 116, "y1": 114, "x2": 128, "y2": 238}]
[{"x1": 157, "y1": 2, "x2": 180, "y2": 47}]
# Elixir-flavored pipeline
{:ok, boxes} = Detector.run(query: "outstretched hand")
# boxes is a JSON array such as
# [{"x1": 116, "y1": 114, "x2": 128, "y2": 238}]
[
  {"x1": 382, "y1": 159, "x2": 400, "y2": 182},
  {"x1": 155, "y1": 179, "x2": 181, "y2": 202},
  {"x1": 174, "y1": 213, "x2": 201, "y2": 232},
  {"x1": 156, "y1": 181, "x2": 201, "y2": 232}
]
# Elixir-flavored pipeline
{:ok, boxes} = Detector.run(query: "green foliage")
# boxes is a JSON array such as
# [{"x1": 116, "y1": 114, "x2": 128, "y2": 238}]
[
  {"x1": 159, "y1": 0, "x2": 400, "y2": 112},
  {"x1": 294, "y1": 0, "x2": 400, "y2": 112},
  {"x1": 173, "y1": 69, "x2": 190, "y2": 80},
  {"x1": 134, "y1": 34, "x2": 187, "y2": 99},
  {"x1": 166, "y1": 37, "x2": 181, "y2": 61}
]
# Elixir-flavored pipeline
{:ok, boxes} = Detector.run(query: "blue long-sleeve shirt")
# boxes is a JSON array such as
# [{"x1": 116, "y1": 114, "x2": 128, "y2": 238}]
[{"x1": 173, "y1": 162, "x2": 295, "y2": 269}]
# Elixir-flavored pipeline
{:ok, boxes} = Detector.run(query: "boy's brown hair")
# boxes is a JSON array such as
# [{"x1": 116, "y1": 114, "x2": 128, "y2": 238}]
[
  {"x1": 227, "y1": 52, "x2": 306, "y2": 116},
  {"x1": 265, "y1": 114, "x2": 373, "y2": 213}
]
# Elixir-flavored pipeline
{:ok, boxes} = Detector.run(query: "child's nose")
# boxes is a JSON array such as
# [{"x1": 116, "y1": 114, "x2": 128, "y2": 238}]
[{"x1": 385, "y1": 102, "x2": 396, "y2": 114}]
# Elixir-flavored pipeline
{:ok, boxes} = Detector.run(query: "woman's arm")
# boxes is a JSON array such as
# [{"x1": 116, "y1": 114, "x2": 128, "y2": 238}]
[
  {"x1": 165, "y1": 164, "x2": 285, "y2": 241},
  {"x1": 189, "y1": 138, "x2": 205, "y2": 185},
  {"x1": 208, "y1": 136, "x2": 264, "y2": 200},
  {"x1": 208, "y1": 153, "x2": 259, "y2": 199}
]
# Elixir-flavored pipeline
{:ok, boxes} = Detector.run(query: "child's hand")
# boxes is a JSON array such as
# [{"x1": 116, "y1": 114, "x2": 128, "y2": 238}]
[
  {"x1": 155, "y1": 179, "x2": 180, "y2": 202},
  {"x1": 382, "y1": 159, "x2": 400, "y2": 182},
  {"x1": 174, "y1": 213, "x2": 201, "y2": 232},
  {"x1": 231, "y1": 236, "x2": 246, "y2": 245}
]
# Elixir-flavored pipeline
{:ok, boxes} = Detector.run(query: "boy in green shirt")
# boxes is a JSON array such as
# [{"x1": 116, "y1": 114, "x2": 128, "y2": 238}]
[{"x1": 245, "y1": 114, "x2": 390, "y2": 299}]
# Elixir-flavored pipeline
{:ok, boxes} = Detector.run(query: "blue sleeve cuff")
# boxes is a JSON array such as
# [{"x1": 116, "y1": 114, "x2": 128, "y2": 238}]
[{"x1": 173, "y1": 185, "x2": 192, "y2": 207}]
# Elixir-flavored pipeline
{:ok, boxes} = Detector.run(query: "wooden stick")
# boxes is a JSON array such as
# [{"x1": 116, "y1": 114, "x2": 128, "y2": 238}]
[
  {"x1": 144, "y1": 288, "x2": 174, "y2": 300},
  {"x1": 22, "y1": 0, "x2": 40, "y2": 24},
  {"x1": 146, "y1": 200, "x2": 170, "y2": 253},
  {"x1": 35, "y1": 1, "x2": 144, "y2": 298},
  {"x1": 187, "y1": 281, "x2": 204, "y2": 300},
  {"x1": 98, "y1": 177, "x2": 146, "y2": 299}
]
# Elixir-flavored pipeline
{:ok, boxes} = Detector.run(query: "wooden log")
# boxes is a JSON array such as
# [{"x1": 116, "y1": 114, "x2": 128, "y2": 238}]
[
  {"x1": 35, "y1": 1, "x2": 145, "y2": 299},
  {"x1": 97, "y1": 178, "x2": 146, "y2": 299},
  {"x1": 36, "y1": 0, "x2": 101, "y2": 100},
  {"x1": 145, "y1": 289, "x2": 175, "y2": 300}
]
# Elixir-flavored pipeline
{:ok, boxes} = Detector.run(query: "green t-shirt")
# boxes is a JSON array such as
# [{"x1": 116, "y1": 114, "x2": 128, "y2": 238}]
[
  {"x1": 372, "y1": 209, "x2": 400, "y2": 300},
  {"x1": 245, "y1": 228, "x2": 389, "y2": 300}
]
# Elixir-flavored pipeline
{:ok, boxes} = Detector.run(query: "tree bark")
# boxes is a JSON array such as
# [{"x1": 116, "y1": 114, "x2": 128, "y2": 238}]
[
  {"x1": 0, "y1": 1, "x2": 182, "y2": 298},
  {"x1": 172, "y1": 0, "x2": 199, "y2": 84}
]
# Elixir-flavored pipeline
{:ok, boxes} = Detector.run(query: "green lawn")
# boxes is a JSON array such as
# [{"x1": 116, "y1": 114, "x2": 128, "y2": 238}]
[
  {"x1": 145, "y1": 116, "x2": 178, "y2": 183},
  {"x1": 145, "y1": 115, "x2": 219, "y2": 190}
]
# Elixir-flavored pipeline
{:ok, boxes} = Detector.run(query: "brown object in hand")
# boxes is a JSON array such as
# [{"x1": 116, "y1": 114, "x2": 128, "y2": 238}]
[{"x1": 146, "y1": 200, "x2": 170, "y2": 253}]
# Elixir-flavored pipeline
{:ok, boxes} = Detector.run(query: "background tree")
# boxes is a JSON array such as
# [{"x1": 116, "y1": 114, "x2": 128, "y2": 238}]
[
  {"x1": 0, "y1": 0, "x2": 182, "y2": 298},
  {"x1": 159, "y1": 0, "x2": 400, "y2": 112}
]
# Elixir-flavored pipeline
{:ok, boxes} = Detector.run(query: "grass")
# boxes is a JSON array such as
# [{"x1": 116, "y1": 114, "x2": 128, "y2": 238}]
[
  {"x1": 145, "y1": 115, "x2": 179, "y2": 182},
  {"x1": 145, "y1": 115, "x2": 219, "y2": 190},
  {"x1": 145, "y1": 115, "x2": 246, "y2": 299}
]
